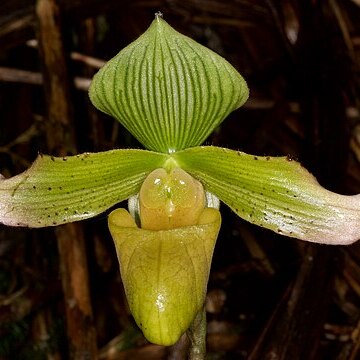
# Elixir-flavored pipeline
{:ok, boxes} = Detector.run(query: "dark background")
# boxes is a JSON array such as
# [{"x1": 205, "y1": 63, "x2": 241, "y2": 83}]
[{"x1": 0, "y1": 0, "x2": 360, "y2": 359}]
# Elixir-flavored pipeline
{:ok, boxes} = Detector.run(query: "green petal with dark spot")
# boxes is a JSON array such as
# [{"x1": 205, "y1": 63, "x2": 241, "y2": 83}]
[
  {"x1": 174, "y1": 146, "x2": 360, "y2": 245},
  {"x1": 0, "y1": 149, "x2": 168, "y2": 227},
  {"x1": 89, "y1": 16, "x2": 248, "y2": 153}
]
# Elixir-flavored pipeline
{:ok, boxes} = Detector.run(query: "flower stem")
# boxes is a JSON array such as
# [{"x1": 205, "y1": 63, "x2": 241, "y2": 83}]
[{"x1": 187, "y1": 306, "x2": 207, "y2": 360}]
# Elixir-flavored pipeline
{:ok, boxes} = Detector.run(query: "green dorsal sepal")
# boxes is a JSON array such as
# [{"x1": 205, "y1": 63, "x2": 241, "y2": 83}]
[{"x1": 89, "y1": 16, "x2": 249, "y2": 153}]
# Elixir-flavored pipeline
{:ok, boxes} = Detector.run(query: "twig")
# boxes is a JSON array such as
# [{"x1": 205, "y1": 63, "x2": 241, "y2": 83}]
[
  {"x1": 248, "y1": 245, "x2": 335, "y2": 360},
  {"x1": 27, "y1": 39, "x2": 106, "y2": 69},
  {"x1": 0, "y1": 66, "x2": 91, "y2": 91}
]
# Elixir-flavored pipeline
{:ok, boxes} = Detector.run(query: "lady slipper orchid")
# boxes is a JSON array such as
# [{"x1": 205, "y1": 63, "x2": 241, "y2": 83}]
[{"x1": 1, "y1": 14, "x2": 360, "y2": 346}]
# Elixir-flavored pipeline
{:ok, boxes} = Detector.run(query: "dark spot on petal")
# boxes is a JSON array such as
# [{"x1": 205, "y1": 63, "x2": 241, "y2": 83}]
[
  {"x1": 48, "y1": 187, "x2": 52, "y2": 191},
  {"x1": 254, "y1": 156, "x2": 258, "y2": 160},
  {"x1": 62, "y1": 157, "x2": 67, "y2": 161},
  {"x1": 51, "y1": 156, "x2": 55, "y2": 161},
  {"x1": 33, "y1": 185, "x2": 36, "y2": 189},
  {"x1": 266, "y1": 156, "x2": 270, "y2": 161}
]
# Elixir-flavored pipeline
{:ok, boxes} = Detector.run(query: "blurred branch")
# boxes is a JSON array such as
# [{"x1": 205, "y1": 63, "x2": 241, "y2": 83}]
[
  {"x1": 248, "y1": 245, "x2": 335, "y2": 360},
  {"x1": 27, "y1": 39, "x2": 106, "y2": 68},
  {"x1": 0, "y1": 66, "x2": 91, "y2": 90},
  {"x1": 36, "y1": 0, "x2": 97, "y2": 358}
]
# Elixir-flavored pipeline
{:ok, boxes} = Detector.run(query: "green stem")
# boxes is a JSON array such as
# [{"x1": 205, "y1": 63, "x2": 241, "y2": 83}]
[{"x1": 187, "y1": 306, "x2": 207, "y2": 360}]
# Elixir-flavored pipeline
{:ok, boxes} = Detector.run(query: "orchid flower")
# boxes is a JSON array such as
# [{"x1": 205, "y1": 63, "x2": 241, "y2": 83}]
[{"x1": 1, "y1": 14, "x2": 360, "y2": 347}]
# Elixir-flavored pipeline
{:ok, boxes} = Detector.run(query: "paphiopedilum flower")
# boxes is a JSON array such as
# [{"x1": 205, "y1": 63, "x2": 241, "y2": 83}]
[{"x1": 1, "y1": 14, "x2": 360, "y2": 346}]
